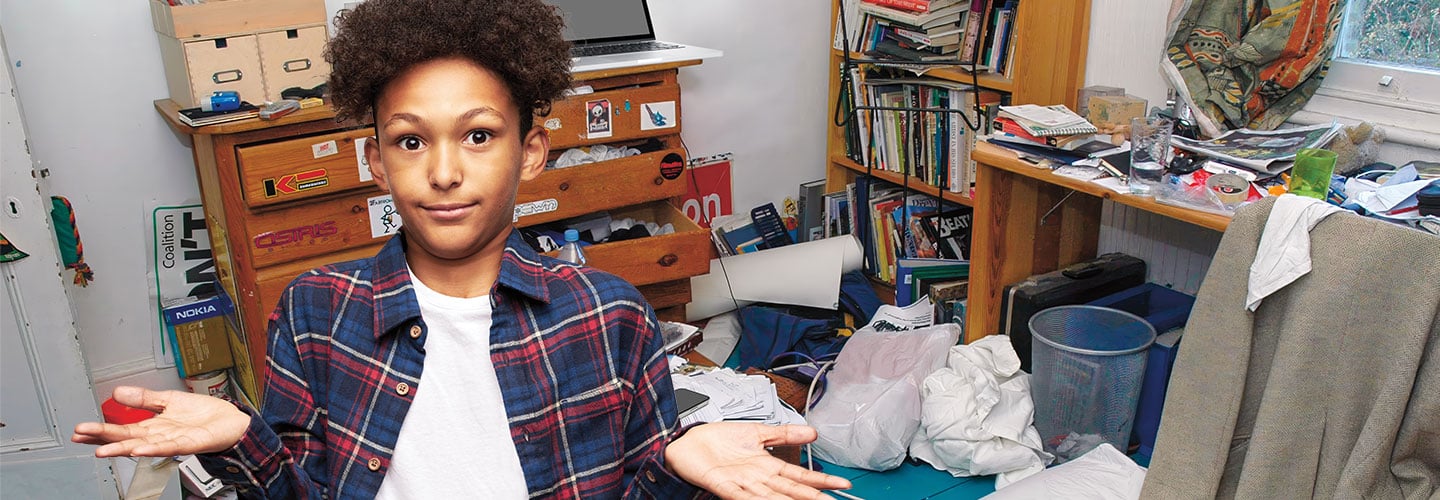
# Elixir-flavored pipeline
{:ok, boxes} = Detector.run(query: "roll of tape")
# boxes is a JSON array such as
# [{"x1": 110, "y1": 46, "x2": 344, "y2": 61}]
[{"x1": 1206, "y1": 173, "x2": 1249, "y2": 206}]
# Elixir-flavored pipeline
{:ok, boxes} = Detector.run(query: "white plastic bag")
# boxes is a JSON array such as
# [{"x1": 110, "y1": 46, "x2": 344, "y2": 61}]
[
  {"x1": 805, "y1": 322, "x2": 961, "y2": 470},
  {"x1": 909, "y1": 335, "x2": 1052, "y2": 488},
  {"x1": 981, "y1": 443, "x2": 1146, "y2": 500}
]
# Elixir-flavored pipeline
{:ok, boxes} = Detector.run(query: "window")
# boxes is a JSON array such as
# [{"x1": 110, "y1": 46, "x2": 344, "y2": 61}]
[{"x1": 1296, "y1": 0, "x2": 1440, "y2": 146}]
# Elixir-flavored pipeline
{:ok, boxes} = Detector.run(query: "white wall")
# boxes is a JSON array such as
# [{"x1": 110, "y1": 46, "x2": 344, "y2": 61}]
[
  {"x1": 1, "y1": 1, "x2": 199, "y2": 398},
  {"x1": 0, "y1": 0, "x2": 832, "y2": 402}
]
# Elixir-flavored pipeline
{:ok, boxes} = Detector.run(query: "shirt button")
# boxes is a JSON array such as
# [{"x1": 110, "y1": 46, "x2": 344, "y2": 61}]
[
  {"x1": 225, "y1": 466, "x2": 240, "y2": 474},
  {"x1": 367, "y1": 457, "x2": 381, "y2": 471},
  {"x1": 396, "y1": 382, "x2": 410, "y2": 396},
  {"x1": 645, "y1": 470, "x2": 656, "y2": 483},
  {"x1": 408, "y1": 325, "x2": 422, "y2": 338}
]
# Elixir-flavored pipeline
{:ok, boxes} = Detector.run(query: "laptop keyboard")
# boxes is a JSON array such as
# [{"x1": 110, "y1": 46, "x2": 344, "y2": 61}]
[{"x1": 572, "y1": 41, "x2": 683, "y2": 57}]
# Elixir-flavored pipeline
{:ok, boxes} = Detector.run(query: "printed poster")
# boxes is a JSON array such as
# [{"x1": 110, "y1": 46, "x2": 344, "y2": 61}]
[{"x1": 149, "y1": 203, "x2": 216, "y2": 369}]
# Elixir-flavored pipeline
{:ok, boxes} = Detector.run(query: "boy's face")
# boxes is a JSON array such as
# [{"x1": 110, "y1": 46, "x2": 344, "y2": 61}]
[{"x1": 364, "y1": 57, "x2": 548, "y2": 265}]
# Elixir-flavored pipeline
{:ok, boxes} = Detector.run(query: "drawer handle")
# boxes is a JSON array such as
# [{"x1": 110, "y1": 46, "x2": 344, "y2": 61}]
[
  {"x1": 212, "y1": 69, "x2": 243, "y2": 84},
  {"x1": 558, "y1": 182, "x2": 570, "y2": 192},
  {"x1": 351, "y1": 205, "x2": 364, "y2": 214},
  {"x1": 283, "y1": 58, "x2": 312, "y2": 73},
  {"x1": 657, "y1": 254, "x2": 678, "y2": 267},
  {"x1": 653, "y1": 176, "x2": 664, "y2": 186}
]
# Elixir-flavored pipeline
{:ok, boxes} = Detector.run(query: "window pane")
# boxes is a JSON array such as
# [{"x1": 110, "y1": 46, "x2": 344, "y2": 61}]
[{"x1": 1338, "y1": 0, "x2": 1440, "y2": 71}]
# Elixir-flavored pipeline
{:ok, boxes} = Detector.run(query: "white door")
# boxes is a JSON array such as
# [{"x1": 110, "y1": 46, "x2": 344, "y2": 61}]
[{"x1": 0, "y1": 34, "x2": 116, "y2": 498}]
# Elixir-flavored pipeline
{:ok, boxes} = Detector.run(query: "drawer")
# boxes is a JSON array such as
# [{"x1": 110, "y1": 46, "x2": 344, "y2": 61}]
[
  {"x1": 257, "y1": 26, "x2": 330, "y2": 102},
  {"x1": 546, "y1": 71, "x2": 681, "y2": 150},
  {"x1": 515, "y1": 145, "x2": 688, "y2": 227},
  {"x1": 150, "y1": 0, "x2": 325, "y2": 39},
  {"x1": 236, "y1": 128, "x2": 377, "y2": 208},
  {"x1": 253, "y1": 243, "x2": 385, "y2": 326},
  {"x1": 547, "y1": 201, "x2": 709, "y2": 287},
  {"x1": 168, "y1": 35, "x2": 267, "y2": 108},
  {"x1": 244, "y1": 189, "x2": 396, "y2": 268}
]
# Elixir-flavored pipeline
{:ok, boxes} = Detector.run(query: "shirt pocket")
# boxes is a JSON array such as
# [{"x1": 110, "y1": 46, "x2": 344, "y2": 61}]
[{"x1": 557, "y1": 378, "x2": 628, "y2": 442}]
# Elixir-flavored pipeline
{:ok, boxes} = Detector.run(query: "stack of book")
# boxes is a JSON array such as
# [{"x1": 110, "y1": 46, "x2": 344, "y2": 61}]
[
  {"x1": 176, "y1": 102, "x2": 260, "y2": 127},
  {"x1": 852, "y1": 0, "x2": 970, "y2": 60},
  {"x1": 991, "y1": 104, "x2": 1097, "y2": 145}
]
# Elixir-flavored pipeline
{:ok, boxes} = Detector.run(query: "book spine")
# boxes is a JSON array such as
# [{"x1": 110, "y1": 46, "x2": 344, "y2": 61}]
[
  {"x1": 862, "y1": 0, "x2": 930, "y2": 13},
  {"x1": 959, "y1": 0, "x2": 988, "y2": 64}
]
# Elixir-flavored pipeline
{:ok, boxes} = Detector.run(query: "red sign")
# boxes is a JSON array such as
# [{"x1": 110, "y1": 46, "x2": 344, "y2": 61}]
[{"x1": 680, "y1": 160, "x2": 732, "y2": 229}]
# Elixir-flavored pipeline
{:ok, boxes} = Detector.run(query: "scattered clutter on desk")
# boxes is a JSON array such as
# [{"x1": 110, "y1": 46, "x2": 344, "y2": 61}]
[
  {"x1": 176, "y1": 101, "x2": 261, "y2": 127},
  {"x1": 669, "y1": 361, "x2": 806, "y2": 427},
  {"x1": 519, "y1": 212, "x2": 676, "y2": 253}
]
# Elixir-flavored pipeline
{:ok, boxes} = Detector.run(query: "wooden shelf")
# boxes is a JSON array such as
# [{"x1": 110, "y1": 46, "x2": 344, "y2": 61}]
[
  {"x1": 829, "y1": 48, "x2": 1014, "y2": 93},
  {"x1": 829, "y1": 154, "x2": 975, "y2": 207},
  {"x1": 972, "y1": 143, "x2": 1231, "y2": 232}
]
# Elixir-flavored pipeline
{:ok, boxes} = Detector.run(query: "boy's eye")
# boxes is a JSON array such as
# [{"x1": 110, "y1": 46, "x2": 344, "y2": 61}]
[
  {"x1": 398, "y1": 136, "x2": 423, "y2": 151},
  {"x1": 465, "y1": 130, "x2": 492, "y2": 145}
]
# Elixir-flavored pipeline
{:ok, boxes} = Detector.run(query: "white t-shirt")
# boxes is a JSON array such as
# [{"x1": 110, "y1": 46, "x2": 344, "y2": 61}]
[{"x1": 374, "y1": 273, "x2": 527, "y2": 499}]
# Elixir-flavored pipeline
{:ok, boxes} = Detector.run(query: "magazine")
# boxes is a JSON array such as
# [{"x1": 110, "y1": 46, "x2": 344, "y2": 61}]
[{"x1": 1170, "y1": 123, "x2": 1343, "y2": 174}]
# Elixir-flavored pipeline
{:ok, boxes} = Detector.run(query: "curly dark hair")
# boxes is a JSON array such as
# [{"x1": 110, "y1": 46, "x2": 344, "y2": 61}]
[{"x1": 325, "y1": 0, "x2": 573, "y2": 134}]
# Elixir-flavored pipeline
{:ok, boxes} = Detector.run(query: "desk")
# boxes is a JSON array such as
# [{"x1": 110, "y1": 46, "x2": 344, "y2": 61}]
[{"x1": 964, "y1": 142, "x2": 1231, "y2": 342}]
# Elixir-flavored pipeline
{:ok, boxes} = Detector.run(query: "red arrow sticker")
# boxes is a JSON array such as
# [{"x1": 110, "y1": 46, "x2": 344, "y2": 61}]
[{"x1": 263, "y1": 168, "x2": 329, "y2": 198}]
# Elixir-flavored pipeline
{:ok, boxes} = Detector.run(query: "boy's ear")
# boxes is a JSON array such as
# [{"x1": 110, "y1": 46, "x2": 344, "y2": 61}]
[
  {"x1": 364, "y1": 136, "x2": 391, "y2": 192},
  {"x1": 518, "y1": 125, "x2": 550, "y2": 182}
]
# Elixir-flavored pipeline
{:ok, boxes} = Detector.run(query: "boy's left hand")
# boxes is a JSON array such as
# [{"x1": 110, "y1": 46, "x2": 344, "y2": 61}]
[{"x1": 665, "y1": 422, "x2": 852, "y2": 499}]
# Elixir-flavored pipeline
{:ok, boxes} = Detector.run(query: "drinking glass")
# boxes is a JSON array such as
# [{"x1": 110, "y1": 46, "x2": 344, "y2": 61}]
[{"x1": 1128, "y1": 117, "x2": 1172, "y2": 196}]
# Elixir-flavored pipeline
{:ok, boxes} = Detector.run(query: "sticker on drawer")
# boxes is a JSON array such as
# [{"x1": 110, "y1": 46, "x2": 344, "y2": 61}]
[
  {"x1": 312, "y1": 140, "x2": 339, "y2": 159},
  {"x1": 513, "y1": 198, "x2": 558, "y2": 222},
  {"x1": 586, "y1": 99, "x2": 612, "y2": 140},
  {"x1": 253, "y1": 221, "x2": 338, "y2": 249},
  {"x1": 368, "y1": 194, "x2": 403, "y2": 238},
  {"x1": 263, "y1": 168, "x2": 329, "y2": 198},
  {"x1": 355, "y1": 137, "x2": 372, "y2": 182},
  {"x1": 640, "y1": 101, "x2": 676, "y2": 131}
]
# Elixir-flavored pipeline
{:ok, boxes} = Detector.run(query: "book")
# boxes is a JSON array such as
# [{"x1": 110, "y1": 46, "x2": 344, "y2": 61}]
[
  {"x1": 798, "y1": 179, "x2": 828, "y2": 242},
  {"x1": 895, "y1": 258, "x2": 966, "y2": 306},
  {"x1": 958, "y1": 0, "x2": 989, "y2": 64},
  {"x1": 177, "y1": 102, "x2": 261, "y2": 127},
  {"x1": 920, "y1": 207, "x2": 974, "y2": 260},
  {"x1": 859, "y1": 1, "x2": 969, "y2": 28},
  {"x1": 997, "y1": 104, "x2": 1097, "y2": 136}
]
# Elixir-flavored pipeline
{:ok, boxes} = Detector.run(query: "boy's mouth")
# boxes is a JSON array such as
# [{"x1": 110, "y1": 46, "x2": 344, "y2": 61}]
[{"x1": 422, "y1": 202, "x2": 477, "y2": 221}]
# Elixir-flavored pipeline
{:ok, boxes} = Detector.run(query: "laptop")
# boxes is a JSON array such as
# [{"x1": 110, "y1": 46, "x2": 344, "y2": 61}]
[{"x1": 545, "y1": 0, "x2": 722, "y2": 73}]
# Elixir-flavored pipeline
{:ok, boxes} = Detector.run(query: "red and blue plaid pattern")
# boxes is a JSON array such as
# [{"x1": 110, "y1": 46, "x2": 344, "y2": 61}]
[{"x1": 199, "y1": 230, "x2": 702, "y2": 499}]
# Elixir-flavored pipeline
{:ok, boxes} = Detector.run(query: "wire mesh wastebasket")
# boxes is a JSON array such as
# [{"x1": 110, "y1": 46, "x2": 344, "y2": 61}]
[{"x1": 1029, "y1": 305, "x2": 1155, "y2": 462}]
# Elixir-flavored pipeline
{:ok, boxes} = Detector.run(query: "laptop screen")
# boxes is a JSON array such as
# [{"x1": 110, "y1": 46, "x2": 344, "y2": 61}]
[{"x1": 545, "y1": 0, "x2": 656, "y2": 45}]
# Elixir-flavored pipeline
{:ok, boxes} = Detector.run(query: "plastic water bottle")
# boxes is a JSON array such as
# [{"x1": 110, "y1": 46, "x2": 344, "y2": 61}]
[{"x1": 556, "y1": 229, "x2": 586, "y2": 265}]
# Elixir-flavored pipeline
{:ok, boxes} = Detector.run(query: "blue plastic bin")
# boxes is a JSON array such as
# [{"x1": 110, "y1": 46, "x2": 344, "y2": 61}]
[{"x1": 1087, "y1": 283, "x2": 1196, "y2": 456}]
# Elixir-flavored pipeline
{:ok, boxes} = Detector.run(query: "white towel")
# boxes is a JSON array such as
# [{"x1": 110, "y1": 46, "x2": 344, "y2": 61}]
[{"x1": 1246, "y1": 195, "x2": 1346, "y2": 311}]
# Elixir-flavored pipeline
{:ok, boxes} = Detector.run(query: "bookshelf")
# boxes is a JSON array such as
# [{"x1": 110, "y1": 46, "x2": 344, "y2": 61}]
[{"x1": 822, "y1": 0, "x2": 1091, "y2": 307}]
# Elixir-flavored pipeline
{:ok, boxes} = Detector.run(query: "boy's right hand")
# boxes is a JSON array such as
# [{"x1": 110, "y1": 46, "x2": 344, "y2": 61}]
[{"x1": 71, "y1": 386, "x2": 250, "y2": 458}]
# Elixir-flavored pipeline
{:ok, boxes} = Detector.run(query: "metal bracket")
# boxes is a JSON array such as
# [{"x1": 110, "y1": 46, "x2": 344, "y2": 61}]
[{"x1": 1040, "y1": 190, "x2": 1078, "y2": 226}]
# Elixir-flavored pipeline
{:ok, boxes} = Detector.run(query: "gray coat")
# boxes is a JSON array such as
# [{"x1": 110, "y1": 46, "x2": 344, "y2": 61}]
[{"x1": 1142, "y1": 196, "x2": 1440, "y2": 499}]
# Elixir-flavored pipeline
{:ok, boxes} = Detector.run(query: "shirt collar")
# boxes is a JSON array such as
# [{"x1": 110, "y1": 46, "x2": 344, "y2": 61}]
[{"x1": 371, "y1": 228, "x2": 552, "y2": 339}]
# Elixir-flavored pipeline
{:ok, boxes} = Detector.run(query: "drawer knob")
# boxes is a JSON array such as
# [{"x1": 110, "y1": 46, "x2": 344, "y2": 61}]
[
  {"x1": 351, "y1": 205, "x2": 364, "y2": 214},
  {"x1": 653, "y1": 177, "x2": 664, "y2": 186},
  {"x1": 657, "y1": 254, "x2": 678, "y2": 267},
  {"x1": 558, "y1": 182, "x2": 570, "y2": 192}
]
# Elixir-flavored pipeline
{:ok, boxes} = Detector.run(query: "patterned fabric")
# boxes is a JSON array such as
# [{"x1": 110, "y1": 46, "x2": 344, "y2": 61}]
[
  {"x1": 1163, "y1": 0, "x2": 1343, "y2": 137},
  {"x1": 0, "y1": 231, "x2": 28, "y2": 263},
  {"x1": 198, "y1": 229, "x2": 703, "y2": 499},
  {"x1": 48, "y1": 196, "x2": 93, "y2": 285}
]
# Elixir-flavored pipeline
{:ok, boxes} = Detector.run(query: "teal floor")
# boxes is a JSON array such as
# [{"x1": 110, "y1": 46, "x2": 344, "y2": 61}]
[{"x1": 813, "y1": 453, "x2": 1150, "y2": 499}]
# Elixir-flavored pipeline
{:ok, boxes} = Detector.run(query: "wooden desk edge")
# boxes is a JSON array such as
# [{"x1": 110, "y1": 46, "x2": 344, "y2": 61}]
[{"x1": 972, "y1": 142, "x2": 1231, "y2": 232}]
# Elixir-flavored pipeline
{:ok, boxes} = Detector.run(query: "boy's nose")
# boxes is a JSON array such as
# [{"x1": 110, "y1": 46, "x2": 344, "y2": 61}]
[{"x1": 428, "y1": 143, "x2": 463, "y2": 189}]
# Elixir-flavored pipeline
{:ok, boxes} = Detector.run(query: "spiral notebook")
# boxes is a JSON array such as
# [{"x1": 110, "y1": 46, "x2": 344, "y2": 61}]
[{"x1": 998, "y1": 104, "x2": 1098, "y2": 137}]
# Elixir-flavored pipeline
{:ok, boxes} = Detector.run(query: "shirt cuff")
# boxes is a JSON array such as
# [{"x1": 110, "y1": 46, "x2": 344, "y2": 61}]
[
  {"x1": 633, "y1": 423, "x2": 711, "y2": 499},
  {"x1": 196, "y1": 406, "x2": 284, "y2": 490}
]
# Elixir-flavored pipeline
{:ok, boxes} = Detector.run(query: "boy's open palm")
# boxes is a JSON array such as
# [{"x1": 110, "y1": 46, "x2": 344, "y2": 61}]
[
  {"x1": 666, "y1": 422, "x2": 852, "y2": 499},
  {"x1": 71, "y1": 386, "x2": 250, "y2": 458}
]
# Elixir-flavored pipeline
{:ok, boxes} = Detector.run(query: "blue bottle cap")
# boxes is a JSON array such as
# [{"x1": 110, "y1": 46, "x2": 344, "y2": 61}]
[{"x1": 564, "y1": 229, "x2": 580, "y2": 243}]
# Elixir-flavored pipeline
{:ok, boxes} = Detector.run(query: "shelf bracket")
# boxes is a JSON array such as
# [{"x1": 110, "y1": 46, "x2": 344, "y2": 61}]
[{"x1": 1039, "y1": 190, "x2": 1078, "y2": 226}]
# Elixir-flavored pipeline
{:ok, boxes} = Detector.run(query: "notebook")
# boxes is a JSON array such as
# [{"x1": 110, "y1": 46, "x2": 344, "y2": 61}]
[{"x1": 546, "y1": 0, "x2": 722, "y2": 73}]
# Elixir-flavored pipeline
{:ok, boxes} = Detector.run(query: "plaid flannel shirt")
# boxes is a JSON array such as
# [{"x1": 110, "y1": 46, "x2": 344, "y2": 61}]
[{"x1": 199, "y1": 230, "x2": 702, "y2": 499}]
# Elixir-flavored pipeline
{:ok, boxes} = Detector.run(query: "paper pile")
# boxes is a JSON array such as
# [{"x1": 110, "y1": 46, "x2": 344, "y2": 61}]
[{"x1": 671, "y1": 368, "x2": 805, "y2": 427}]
